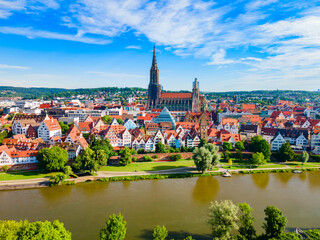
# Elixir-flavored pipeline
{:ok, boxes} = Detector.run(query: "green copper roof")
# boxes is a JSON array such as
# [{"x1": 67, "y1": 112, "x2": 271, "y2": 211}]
[{"x1": 154, "y1": 107, "x2": 176, "y2": 129}]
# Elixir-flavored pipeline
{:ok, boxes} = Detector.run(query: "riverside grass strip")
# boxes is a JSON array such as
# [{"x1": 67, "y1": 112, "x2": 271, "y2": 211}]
[{"x1": 99, "y1": 172, "x2": 223, "y2": 182}]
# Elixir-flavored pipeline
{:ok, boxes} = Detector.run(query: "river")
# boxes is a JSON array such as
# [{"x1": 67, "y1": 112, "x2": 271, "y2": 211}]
[{"x1": 0, "y1": 172, "x2": 320, "y2": 239}]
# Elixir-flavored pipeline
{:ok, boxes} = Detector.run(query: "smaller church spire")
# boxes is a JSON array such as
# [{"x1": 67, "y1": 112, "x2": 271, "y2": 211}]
[{"x1": 152, "y1": 45, "x2": 158, "y2": 69}]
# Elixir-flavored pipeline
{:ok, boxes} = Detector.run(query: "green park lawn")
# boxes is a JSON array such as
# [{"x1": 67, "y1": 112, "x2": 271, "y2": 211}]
[
  {"x1": 0, "y1": 171, "x2": 54, "y2": 181},
  {"x1": 222, "y1": 163, "x2": 286, "y2": 170},
  {"x1": 99, "y1": 160, "x2": 196, "y2": 172}
]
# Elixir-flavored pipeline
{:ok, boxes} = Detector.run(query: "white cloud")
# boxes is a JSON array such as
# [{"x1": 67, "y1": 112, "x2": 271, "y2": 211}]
[
  {"x1": 0, "y1": 26, "x2": 111, "y2": 44},
  {"x1": 86, "y1": 71, "x2": 146, "y2": 79},
  {"x1": 0, "y1": 63, "x2": 30, "y2": 69},
  {"x1": 125, "y1": 45, "x2": 141, "y2": 49},
  {"x1": 207, "y1": 49, "x2": 235, "y2": 65}
]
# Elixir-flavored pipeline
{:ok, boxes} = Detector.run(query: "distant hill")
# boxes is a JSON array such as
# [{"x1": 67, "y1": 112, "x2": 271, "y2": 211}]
[
  {"x1": 0, "y1": 86, "x2": 147, "y2": 99},
  {"x1": 0, "y1": 86, "x2": 318, "y2": 100}
]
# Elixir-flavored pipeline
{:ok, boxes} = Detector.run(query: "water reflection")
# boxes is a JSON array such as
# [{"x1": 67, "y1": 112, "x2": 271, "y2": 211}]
[
  {"x1": 122, "y1": 181, "x2": 131, "y2": 189},
  {"x1": 273, "y1": 172, "x2": 294, "y2": 185},
  {"x1": 298, "y1": 172, "x2": 307, "y2": 181},
  {"x1": 251, "y1": 173, "x2": 269, "y2": 189},
  {"x1": 39, "y1": 185, "x2": 73, "y2": 203},
  {"x1": 76, "y1": 181, "x2": 110, "y2": 196},
  {"x1": 308, "y1": 171, "x2": 320, "y2": 189},
  {"x1": 192, "y1": 176, "x2": 219, "y2": 203}
]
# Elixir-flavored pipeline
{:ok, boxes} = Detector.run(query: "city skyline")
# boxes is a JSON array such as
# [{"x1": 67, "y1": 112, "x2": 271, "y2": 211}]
[{"x1": 0, "y1": 0, "x2": 320, "y2": 91}]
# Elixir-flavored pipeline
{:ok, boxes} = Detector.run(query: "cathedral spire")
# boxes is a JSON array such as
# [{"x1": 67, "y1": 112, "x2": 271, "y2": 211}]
[{"x1": 152, "y1": 45, "x2": 158, "y2": 69}]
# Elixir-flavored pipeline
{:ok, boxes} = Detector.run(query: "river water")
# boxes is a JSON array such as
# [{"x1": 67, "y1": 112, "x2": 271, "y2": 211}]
[{"x1": 0, "y1": 172, "x2": 320, "y2": 239}]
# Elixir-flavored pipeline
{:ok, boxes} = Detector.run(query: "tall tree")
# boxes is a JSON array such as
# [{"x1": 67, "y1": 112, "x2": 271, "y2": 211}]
[
  {"x1": 251, "y1": 152, "x2": 266, "y2": 165},
  {"x1": 37, "y1": 146, "x2": 68, "y2": 172},
  {"x1": 0, "y1": 220, "x2": 71, "y2": 239},
  {"x1": 102, "y1": 115, "x2": 112, "y2": 124},
  {"x1": 198, "y1": 138, "x2": 207, "y2": 148},
  {"x1": 300, "y1": 151, "x2": 309, "y2": 165},
  {"x1": 208, "y1": 200, "x2": 239, "y2": 240},
  {"x1": 119, "y1": 147, "x2": 132, "y2": 166},
  {"x1": 203, "y1": 143, "x2": 221, "y2": 168},
  {"x1": 193, "y1": 147, "x2": 212, "y2": 174},
  {"x1": 155, "y1": 142, "x2": 166, "y2": 153},
  {"x1": 278, "y1": 142, "x2": 295, "y2": 161},
  {"x1": 153, "y1": 225, "x2": 168, "y2": 240},
  {"x1": 222, "y1": 142, "x2": 233, "y2": 151},
  {"x1": 250, "y1": 136, "x2": 271, "y2": 160},
  {"x1": 235, "y1": 142, "x2": 245, "y2": 151},
  {"x1": 90, "y1": 138, "x2": 114, "y2": 159},
  {"x1": 73, "y1": 147, "x2": 99, "y2": 173},
  {"x1": 238, "y1": 202, "x2": 256, "y2": 240},
  {"x1": 263, "y1": 206, "x2": 287, "y2": 239},
  {"x1": 100, "y1": 213, "x2": 127, "y2": 240}
]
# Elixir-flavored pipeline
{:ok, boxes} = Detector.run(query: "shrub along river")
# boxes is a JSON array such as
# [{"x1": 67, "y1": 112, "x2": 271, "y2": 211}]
[{"x1": 0, "y1": 171, "x2": 320, "y2": 239}]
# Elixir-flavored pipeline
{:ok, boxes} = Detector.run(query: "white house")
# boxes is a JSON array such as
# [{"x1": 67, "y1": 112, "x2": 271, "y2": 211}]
[
  {"x1": 271, "y1": 133, "x2": 286, "y2": 151},
  {"x1": 38, "y1": 119, "x2": 62, "y2": 142}
]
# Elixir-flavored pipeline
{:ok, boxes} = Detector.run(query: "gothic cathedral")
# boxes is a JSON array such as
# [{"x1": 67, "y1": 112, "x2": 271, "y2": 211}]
[{"x1": 147, "y1": 46, "x2": 206, "y2": 112}]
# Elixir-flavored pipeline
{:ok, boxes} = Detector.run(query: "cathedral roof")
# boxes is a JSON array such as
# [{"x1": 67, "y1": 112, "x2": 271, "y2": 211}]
[{"x1": 160, "y1": 92, "x2": 192, "y2": 99}]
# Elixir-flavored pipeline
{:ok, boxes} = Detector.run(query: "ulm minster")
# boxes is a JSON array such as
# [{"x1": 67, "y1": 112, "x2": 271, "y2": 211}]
[{"x1": 147, "y1": 47, "x2": 206, "y2": 112}]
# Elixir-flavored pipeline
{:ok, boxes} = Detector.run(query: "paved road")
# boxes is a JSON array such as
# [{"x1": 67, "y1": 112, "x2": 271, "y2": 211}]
[{"x1": 0, "y1": 164, "x2": 319, "y2": 190}]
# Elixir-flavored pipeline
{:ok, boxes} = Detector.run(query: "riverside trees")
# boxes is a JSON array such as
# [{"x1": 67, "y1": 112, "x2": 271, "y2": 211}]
[
  {"x1": 37, "y1": 146, "x2": 68, "y2": 172},
  {"x1": 193, "y1": 143, "x2": 221, "y2": 173}
]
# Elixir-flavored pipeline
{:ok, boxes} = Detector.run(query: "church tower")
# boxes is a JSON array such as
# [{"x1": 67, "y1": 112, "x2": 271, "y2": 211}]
[
  {"x1": 192, "y1": 78, "x2": 200, "y2": 112},
  {"x1": 147, "y1": 46, "x2": 162, "y2": 110}
]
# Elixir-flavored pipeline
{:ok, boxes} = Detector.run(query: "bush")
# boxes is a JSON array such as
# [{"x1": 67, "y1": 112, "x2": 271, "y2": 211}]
[
  {"x1": 311, "y1": 155, "x2": 320, "y2": 162},
  {"x1": 137, "y1": 149, "x2": 145, "y2": 154},
  {"x1": 152, "y1": 155, "x2": 159, "y2": 159},
  {"x1": 142, "y1": 155, "x2": 153, "y2": 162},
  {"x1": 132, "y1": 157, "x2": 137, "y2": 162},
  {"x1": 170, "y1": 154, "x2": 182, "y2": 161}
]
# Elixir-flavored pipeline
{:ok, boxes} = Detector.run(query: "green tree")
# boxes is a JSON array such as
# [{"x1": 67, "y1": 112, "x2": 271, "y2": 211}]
[
  {"x1": 49, "y1": 172, "x2": 67, "y2": 186},
  {"x1": 73, "y1": 147, "x2": 99, "y2": 174},
  {"x1": 300, "y1": 151, "x2": 309, "y2": 165},
  {"x1": 117, "y1": 118, "x2": 123, "y2": 125},
  {"x1": 223, "y1": 142, "x2": 233, "y2": 151},
  {"x1": 251, "y1": 152, "x2": 266, "y2": 165},
  {"x1": 102, "y1": 115, "x2": 112, "y2": 124},
  {"x1": 250, "y1": 136, "x2": 271, "y2": 160},
  {"x1": 238, "y1": 202, "x2": 256, "y2": 240},
  {"x1": 235, "y1": 142, "x2": 245, "y2": 151},
  {"x1": 63, "y1": 166, "x2": 73, "y2": 177},
  {"x1": 59, "y1": 122, "x2": 70, "y2": 134},
  {"x1": 2, "y1": 165, "x2": 9, "y2": 172},
  {"x1": 119, "y1": 147, "x2": 132, "y2": 166},
  {"x1": 96, "y1": 149, "x2": 107, "y2": 166},
  {"x1": 203, "y1": 143, "x2": 221, "y2": 168},
  {"x1": 305, "y1": 229, "x2": 320, "y2": 239},
  {"x1": 100, "y1": 213, "x2": 127, "y2": 240},
  {"x1": 224, "y1": 150, "x2": 230, "y2": 161},
  {"x1": 193, "y1": 147, "x2": 212, "y2": 174},
  {"x1": 155, "y1": 142, "x2": 166, "y2": 153},
  {"x1": 37, "y1": 146, "x2": 68, "y2": 172},
  {"x1": 263, "y1": 206, "x2": 287, "y2": 239},
  {"x1": 278, "y1": 232, "x2": 301, "y2": 240},
  {"x1": 0, "y1": 131, "x2": 8, "y2": 144},
  {"x1": 199, "y1": 138, "x2": 207, "y2": 148},
  {"x1": 90, "y1": 138, "x2": 114, "y2": 159},
  {"x1": 0, "y1": 220, "x2": 71, "y2": 239},
  {"x1": 153, "y1": 225, "x2": 168, "y2": 240},
  {"x1": 236, "y1": 149, "x2": 243, "y2": 161},
  {"x1": 208, "y1": 200, "x2": 239, "y2": 240},
  {"x1": 278, "y1": 142, "x2": 295, "y2": 161}
]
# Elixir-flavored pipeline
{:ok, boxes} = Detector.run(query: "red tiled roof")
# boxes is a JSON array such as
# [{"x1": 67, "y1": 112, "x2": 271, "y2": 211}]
[{"x1": 161, "y1": 92, "x2": 192, "y2": 99}]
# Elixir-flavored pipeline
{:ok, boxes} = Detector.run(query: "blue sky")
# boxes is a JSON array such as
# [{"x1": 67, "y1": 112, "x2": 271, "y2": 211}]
[{"x1": 0, "y1": 0, "x2": 320, "y2": 92}]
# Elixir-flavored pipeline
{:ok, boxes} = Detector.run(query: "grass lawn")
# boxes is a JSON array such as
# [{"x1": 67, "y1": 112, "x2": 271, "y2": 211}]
[
  {"x1": 222, "y1": 164, "x2": 286, "y2": 170},
  {"x1": 285, "y1": 162, "x2": 320, "y2": 168},
  {"x1": 0, "y1": 171, "x2": 54, "y2": 181},
  {"x1": 99, "y1": 161, "x2": 196, "y2": 172}
]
